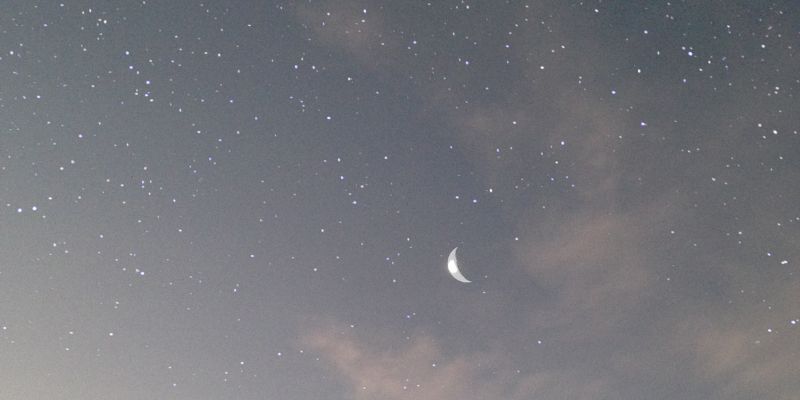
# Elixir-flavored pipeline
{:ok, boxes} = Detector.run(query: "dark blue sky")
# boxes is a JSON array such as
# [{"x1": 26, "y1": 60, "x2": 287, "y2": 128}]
[{"x1": 1, "y1": 1, "x2": 799, "y2": 399}]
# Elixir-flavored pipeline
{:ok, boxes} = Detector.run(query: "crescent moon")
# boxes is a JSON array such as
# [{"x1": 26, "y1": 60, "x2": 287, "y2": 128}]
[{"x1": 447, "y1": 247, "x2": 471, "y2": 283}]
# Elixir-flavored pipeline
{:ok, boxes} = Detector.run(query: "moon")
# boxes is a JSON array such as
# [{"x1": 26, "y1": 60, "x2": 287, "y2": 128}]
[{"x1": 447, "y1": 247, "x2": 471, "y2": 283}]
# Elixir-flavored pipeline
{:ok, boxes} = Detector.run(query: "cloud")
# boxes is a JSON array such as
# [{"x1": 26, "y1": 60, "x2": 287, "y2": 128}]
[
  {"x1": 295, "y1": 0, "x2": 398, "y2": 68},
  {"x1": 292, "y1": 3, "x2": 800, "y2": 399},
  {"x1": 300, "y1": 323, "x2": 613, "y2": 400},
  {"x1": 679, "y1": 277, "x2": 800, "y2": 399}
]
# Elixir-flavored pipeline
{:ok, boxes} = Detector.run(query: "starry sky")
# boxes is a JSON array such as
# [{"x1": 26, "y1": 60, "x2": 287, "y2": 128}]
[{"x1": 1, "y1": 1, "x2": 799, "y2": 399}]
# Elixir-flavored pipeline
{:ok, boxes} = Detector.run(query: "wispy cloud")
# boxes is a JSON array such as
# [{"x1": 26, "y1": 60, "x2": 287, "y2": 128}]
[
  {"x1": 301, "y1": 323, "x2": 612, "y2": 400},
  {"x1": 293, "y1": 2, "x2": 800, "y2": 399}
]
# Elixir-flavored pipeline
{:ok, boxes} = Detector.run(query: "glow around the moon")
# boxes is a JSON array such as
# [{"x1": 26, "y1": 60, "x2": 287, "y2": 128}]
[{"x1": 447, "y1": 247, "x2": 471, "y2": 283}]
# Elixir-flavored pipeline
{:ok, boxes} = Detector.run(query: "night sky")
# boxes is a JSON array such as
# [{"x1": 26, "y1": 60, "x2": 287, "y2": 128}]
[{"x1": 2, "y1": 1, "x2": 799, "y2": 399}]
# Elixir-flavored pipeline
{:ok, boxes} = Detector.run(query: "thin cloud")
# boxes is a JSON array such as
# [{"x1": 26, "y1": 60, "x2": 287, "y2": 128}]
[{"x1": 301, "y1": 323, "x2": 613, "y2": 400}]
